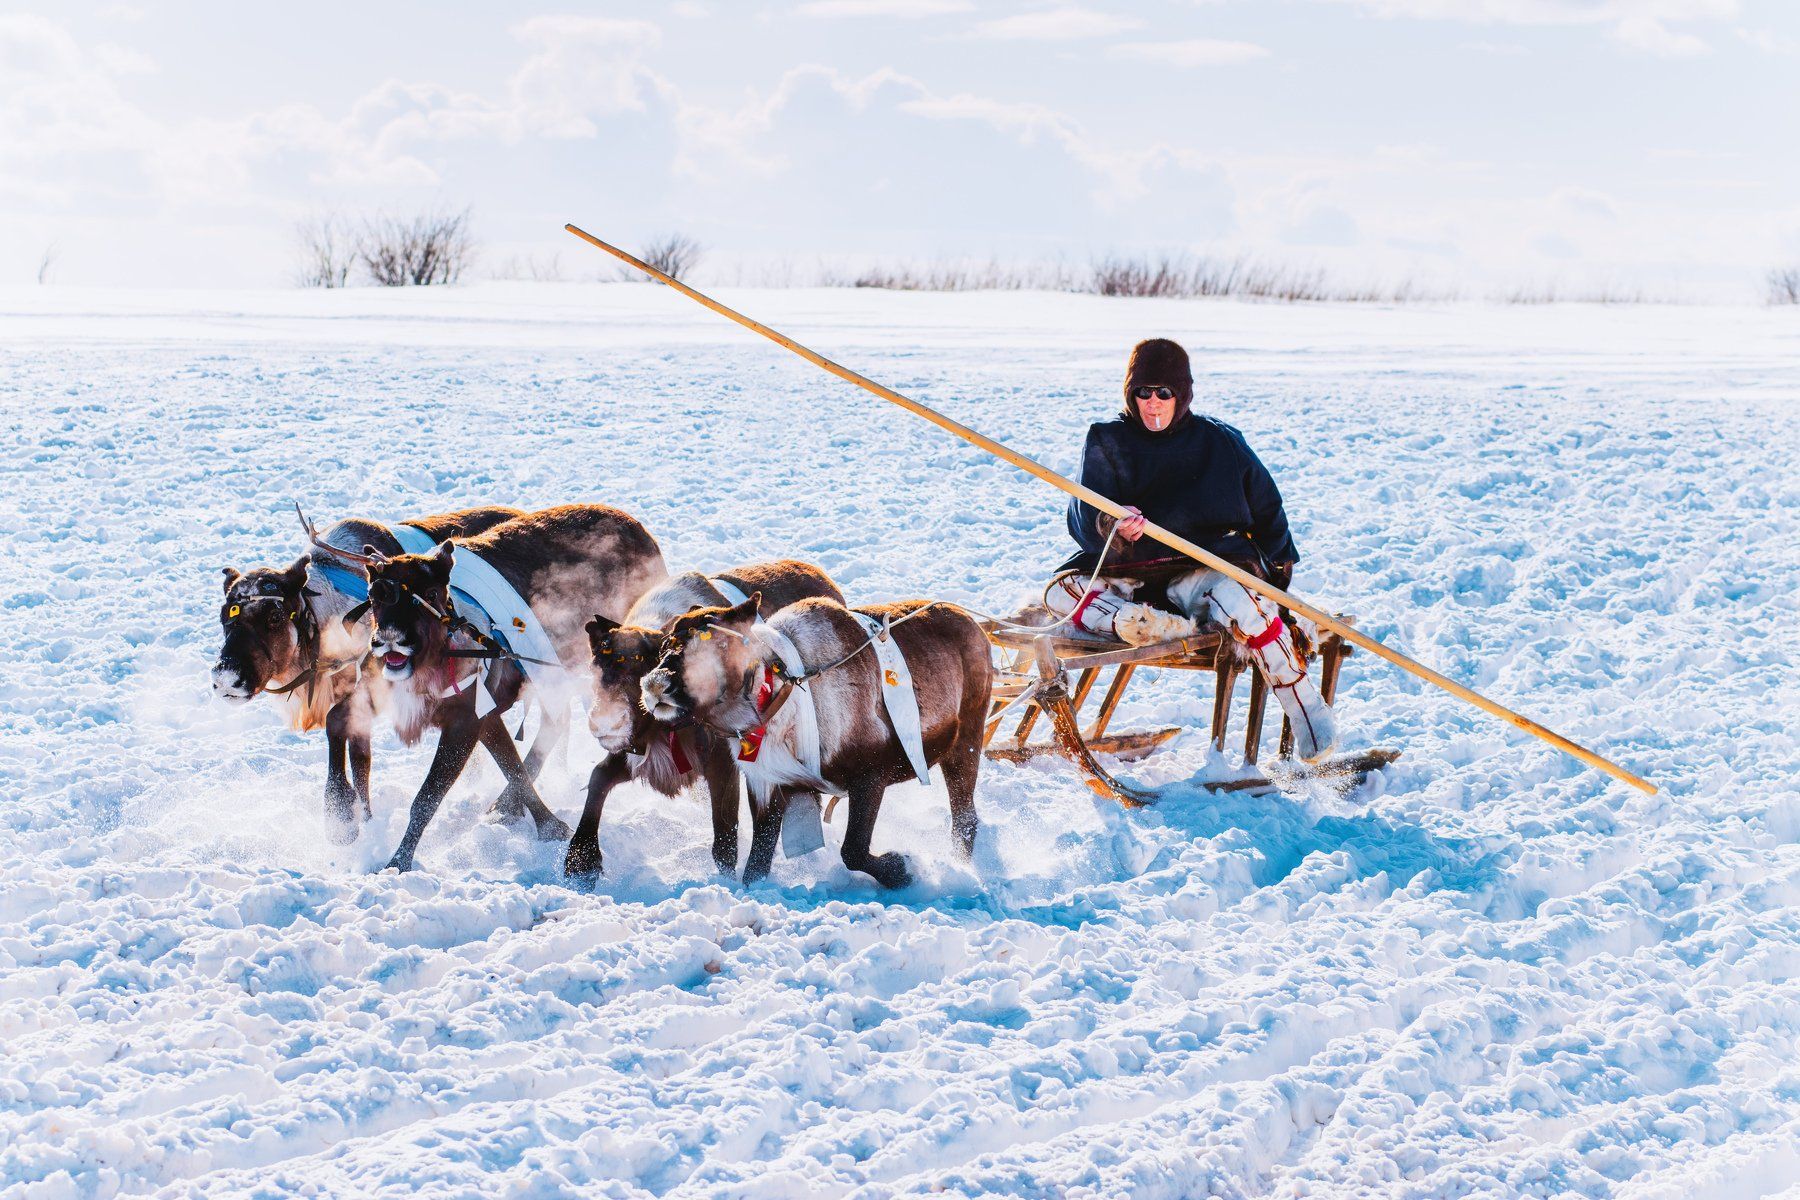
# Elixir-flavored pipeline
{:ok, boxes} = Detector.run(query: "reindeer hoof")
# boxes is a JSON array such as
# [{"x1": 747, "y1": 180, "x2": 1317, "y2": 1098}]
[
  {"x1": 536, "y1": 814, "x2": 574, "y2": 843},
  {"x1": 483, "y1": 797, "x2": 531, "y2": 828},
  {"x1": 325, "y1": 815, "x2": 359, "y2": 847},
  {"x1": 563, "y1": 841, "x2": 602, "y2": 885},
  {"x1": 863, "y1": 852, "x2": 912, "y2": 890},
  {"x1": 381, "y1": 856, "x2": 414, "y2": 874}
]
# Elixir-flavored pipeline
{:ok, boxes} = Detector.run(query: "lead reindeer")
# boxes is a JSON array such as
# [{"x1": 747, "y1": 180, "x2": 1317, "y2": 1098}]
[
  {"x1": 212, "y1": 506, "x2": 528, "y2": 841},
  {"x1": 574, "y1": 561, "x2": 844, "y2": 886},
  {"x1": 643, "y1": 595, "x2": 992, "y2": 889},
  {"x1": 363, "y1": 504, "x2": 668, "y2": 872}
]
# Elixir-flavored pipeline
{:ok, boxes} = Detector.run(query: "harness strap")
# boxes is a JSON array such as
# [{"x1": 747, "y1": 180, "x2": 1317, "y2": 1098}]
[
  {"x1": 737, "y1": 664, "x2": 802, "y2": 763},
  {"x1": 265, "y1": 654, "x2": 361, "y2": 696}
]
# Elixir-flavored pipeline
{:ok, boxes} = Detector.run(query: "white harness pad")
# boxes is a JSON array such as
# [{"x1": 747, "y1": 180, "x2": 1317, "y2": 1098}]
[
  {"x1": 391, "y1": 525, "x2": 573, "y2": 717},
  {"x1": 710, "y1": 577, "x2": 752, "y2": 612},
  {"x1": 850, "y1": 612, "x2": 932, "y2": 786}
]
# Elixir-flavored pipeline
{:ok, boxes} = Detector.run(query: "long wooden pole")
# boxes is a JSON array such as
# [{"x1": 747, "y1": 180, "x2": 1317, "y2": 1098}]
[{"x1": 565, "y1": 223, "x2": 1656, "y2": 796}]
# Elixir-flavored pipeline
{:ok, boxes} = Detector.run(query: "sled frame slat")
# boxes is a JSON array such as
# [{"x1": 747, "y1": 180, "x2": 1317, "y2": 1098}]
[{"x1": 978, "y1": 610, "x2": 1393, "y2": 805}]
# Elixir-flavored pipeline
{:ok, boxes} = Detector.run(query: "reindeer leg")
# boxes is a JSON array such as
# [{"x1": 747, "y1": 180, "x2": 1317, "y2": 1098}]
[
  {"x1": 742, "y1": 788, "x2": 789, "y2": 885},
  {"x1": 840, "y1": 778, "x2": 911, "y2": 890},
  {"x1": 349, "y1": 730, "x2": 373, "y2": 824},
  {"x1": 323, "y1": 697, "x2": 359, "y2": 844},
  {"x1": 941, "y1": 742, "x2": 982, "y2": 862},
  {"x1": 520, "y1": 704, "x2": 568, "y2": 783},
  {"x1": 700, "y1": 735, "x2": 742, "y2": 878},
  {"x1": 383, "y1": 711, "x2": 481, "y2": 873},
  {"x1": 564, "y1": 752, "x2": 631, "y2": 887},
  {"x1": 478, "y1": 716, "x2": 572, "y2": 843}
]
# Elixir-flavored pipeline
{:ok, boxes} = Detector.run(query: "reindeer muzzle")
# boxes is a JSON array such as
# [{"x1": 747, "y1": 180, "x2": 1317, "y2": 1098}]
[
  {"x1": 640, "y1": 667, "x2": 688, "y2": 724},
  {"x1": 212, "y1": 659, "x2": 251, "y2": 701}
]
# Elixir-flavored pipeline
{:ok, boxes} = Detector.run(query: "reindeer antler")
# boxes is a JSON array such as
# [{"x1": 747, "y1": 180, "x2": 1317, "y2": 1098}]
[{"x1": 294, "y1": 501, "x2": 383, "y2": 567}]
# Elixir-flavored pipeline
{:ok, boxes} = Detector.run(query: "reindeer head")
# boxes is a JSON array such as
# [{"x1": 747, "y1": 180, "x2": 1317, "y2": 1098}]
[
  {"x1": 584, "y1": 615, "x2": 669, "y2": 753},
  {"x1": 365, "y1": 540, "x2": 455, "y2": 682},
  {"x1": 212, "y1": 555, "x2": 313, "y2": 701},
  {"x1": 640, "y1": 594, "x2": 763, "y2": 735}
]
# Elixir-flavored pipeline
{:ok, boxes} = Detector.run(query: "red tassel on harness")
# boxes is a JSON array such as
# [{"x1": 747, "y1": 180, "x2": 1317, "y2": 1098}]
[
  {"x1": 737, "y1": 665, "x2": 778, "y2": 763},
  {"x1": 668, "y1": 728, "x2": 692, "y2": 775},
  {"x1": 1244, "y1": 615, "x2": 1286, "y2": 651}
]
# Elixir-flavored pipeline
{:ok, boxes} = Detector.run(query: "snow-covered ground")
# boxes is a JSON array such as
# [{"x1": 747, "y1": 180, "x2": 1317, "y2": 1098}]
[{"x1": 3, "y1": 283, "x2": 1797, "y2": 1199}]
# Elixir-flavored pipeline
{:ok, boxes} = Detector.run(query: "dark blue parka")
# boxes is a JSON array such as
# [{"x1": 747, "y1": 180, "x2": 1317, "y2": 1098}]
[{"x1": 1060, "y1": 412, "x2": 1298, "y2": 576}]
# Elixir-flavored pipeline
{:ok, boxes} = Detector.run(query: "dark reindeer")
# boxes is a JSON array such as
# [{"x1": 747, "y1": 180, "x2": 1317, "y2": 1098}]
[
  {"x1": 212, "y1": 507, "x2": 525, "y2": 841},
  {"x1": 570, "y1": 561, "x2": 843, "y2": 886},
  {"x1": 364, "y1": 504, "x2": 667, "y2": 872},
  {"x1": 642, "y1": 595, "x2": 992, "y2": 889}
]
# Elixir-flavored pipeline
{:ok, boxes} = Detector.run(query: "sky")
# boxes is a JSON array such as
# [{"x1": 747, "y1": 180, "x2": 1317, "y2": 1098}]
[{"x1": 2, "y1": 0, "x2": 1796, "y2": 298}]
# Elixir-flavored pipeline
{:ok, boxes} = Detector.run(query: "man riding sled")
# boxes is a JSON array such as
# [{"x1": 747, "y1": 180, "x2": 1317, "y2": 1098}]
[{"x1": 1043, "y1": 337, "x2": 1338, "y2": 762}]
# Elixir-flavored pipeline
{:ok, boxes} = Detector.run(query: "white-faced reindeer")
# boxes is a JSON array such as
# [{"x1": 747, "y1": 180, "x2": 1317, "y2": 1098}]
[
  {"x1": 572, "y1": 561, "x2": 843, "y2": 886},
  {"x1": 212, "y1": 507, "x2": 528, "y2": 841},
  {"x1": 642, "y1": 595, "x2": 992, "y2": 889},
  {"x1": 363, "y1": 504, "x2": 668, "y2": 872}
]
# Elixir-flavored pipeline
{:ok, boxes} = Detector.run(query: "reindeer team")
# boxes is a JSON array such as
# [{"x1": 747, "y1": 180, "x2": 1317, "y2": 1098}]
[{"x1": 213, "y1": 502, "x2": 992, "y2": 889}]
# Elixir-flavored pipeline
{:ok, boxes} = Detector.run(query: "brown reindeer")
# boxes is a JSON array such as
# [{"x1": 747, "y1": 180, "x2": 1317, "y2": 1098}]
[
  {"x1": 643, "y1": 596, "x2": 992, "y2": 889},
  {"x1": 365, "y1": 504, "x2": 667, "y2": 872},
  {"x1": 212, "y1": 507, "x2": 525, "y2": 841},
  {"x1": 571, "y1": 560, "x2": 843, "y2": 885}
]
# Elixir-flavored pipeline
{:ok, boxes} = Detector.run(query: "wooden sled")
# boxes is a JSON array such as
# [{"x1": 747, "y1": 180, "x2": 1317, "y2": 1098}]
[{"x1": 980, "y1": 607, "x2": 1399, "y2": 806}]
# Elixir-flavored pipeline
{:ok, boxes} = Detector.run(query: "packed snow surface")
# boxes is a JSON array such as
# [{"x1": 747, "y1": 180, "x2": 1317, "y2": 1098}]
[{"x1": 3, "y1": 284, "x2": 1798, "y2": 1199}]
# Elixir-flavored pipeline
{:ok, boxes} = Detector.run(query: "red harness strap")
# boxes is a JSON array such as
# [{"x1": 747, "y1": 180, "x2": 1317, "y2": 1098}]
[
  {"x1": 1069, "y1": 587, "x2": 1101, "y2": 627},
  {"x1": 667, "y1": 728, "x2": 692, "y2": 775},
  {"x1": 1244, "y1": 615, "x2": 1286, "y2": 651},
  {"x1": 737, "y1": 664, "x2": 778, "y2": 763}
]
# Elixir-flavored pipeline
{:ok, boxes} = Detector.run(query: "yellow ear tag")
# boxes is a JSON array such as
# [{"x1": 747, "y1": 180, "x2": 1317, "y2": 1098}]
[
  {"x1": 228, "y1": 605, "x2": 240, "y2": 618},
  {"x1": 698, "y1": 631, "x2": 712, "y2": 641}
]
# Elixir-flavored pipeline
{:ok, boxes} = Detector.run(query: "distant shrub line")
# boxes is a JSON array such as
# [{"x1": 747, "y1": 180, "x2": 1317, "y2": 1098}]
[
  {"x1": 290, "y1": 210, "x2": 1800, "y2": 305},
  {"x1": 823, "y1": 254, "x2": 1448, "y2": 304}
]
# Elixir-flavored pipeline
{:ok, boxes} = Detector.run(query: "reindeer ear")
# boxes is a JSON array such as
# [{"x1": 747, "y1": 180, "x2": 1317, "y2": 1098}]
[
  {"x1": 282, "y1": 554, "x2": 311, "y2": 589},
  {"x1": 725, "y1": 592, "x2": 761, "y2": 627},
  {"x1": 362, "y1": 544, "x2": 383, "y2": 560},
  {"x1": 423, "y1": 539, "x2": 455, "y2": 579},
  {"x1": 221, "y1": 567, "x2": 241, "y2": 594},
  {"x1": 586, "y1": 614, "x2": 618, "y2": 654}
]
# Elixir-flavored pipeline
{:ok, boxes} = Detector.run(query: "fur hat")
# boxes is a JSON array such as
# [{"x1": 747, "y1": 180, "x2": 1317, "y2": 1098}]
[{"x1": 1122, "y1": 337, "x2": 1193, "y2": 430}]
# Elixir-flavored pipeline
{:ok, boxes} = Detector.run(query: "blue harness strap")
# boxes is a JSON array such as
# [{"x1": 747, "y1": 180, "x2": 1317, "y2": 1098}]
[{"x1": 312, "y1": 558, "x2": 369, "y2": 603}]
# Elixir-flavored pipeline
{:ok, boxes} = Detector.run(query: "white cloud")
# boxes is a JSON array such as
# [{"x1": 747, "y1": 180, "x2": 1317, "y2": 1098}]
[
  {"x1": 1735, "y1": 26, "x2": 1795, "y2": 54},
  {"x1": 1312, "y1": 0, "x2": 1740, "y2": 57},
  {"x1": 664, "y1": 63, "x2": 1237, "y2": 246},
  {"x1": 1107, "y1": 39, "x2": 1269, "y2": 66},
  {"x1": 1553, "y1": 186, "x2": 1619, "y2": 221},
  {"x1": 796, "y1": 0, "x2": 973, "y2": 16},
  {"x1": 970, "y1": 7, "x2": 1143, "y2": 40}
]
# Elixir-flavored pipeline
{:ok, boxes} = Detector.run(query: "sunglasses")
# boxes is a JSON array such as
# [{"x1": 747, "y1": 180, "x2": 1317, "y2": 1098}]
[{"x1": 1132, "y1": 385, "x2": 1176, "y2": 401}]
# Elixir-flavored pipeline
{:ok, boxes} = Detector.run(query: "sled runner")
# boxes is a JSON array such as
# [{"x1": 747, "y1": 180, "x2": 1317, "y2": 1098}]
[{"x1": 980, "y1": 606, "x2": 1399, "y2": 805}]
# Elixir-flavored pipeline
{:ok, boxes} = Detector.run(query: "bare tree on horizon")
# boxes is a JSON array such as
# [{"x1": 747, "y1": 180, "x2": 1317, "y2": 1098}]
[{"x1": 360, "y1": 208, "x2": 475, "y2": 287}]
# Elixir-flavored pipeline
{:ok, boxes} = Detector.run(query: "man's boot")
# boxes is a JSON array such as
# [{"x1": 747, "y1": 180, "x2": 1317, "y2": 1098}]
[{"x1": 1167, "y1": 570, "x2": 1338, "y2": 763}]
